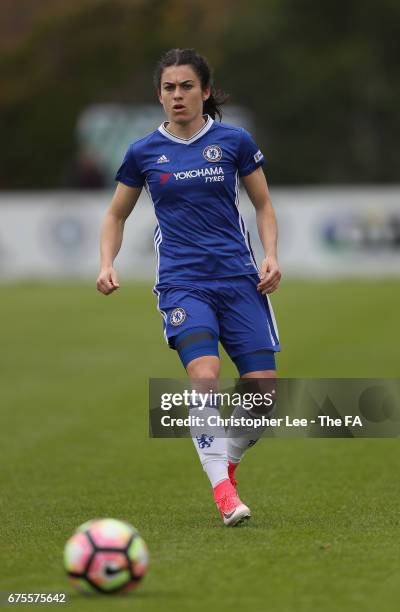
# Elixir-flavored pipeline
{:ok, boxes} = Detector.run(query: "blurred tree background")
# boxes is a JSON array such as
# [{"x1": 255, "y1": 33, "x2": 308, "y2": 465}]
[{"x1": 1, "y1": 0, "x2": 399, "y2": 188}]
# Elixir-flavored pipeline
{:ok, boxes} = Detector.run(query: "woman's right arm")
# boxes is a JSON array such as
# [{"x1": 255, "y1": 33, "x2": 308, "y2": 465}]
[{"x1": 96, "y1": 182, "x2": 142, "y2": 295}]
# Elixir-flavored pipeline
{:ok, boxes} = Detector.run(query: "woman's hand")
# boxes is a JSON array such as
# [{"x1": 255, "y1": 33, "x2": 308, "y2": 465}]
[
  {"x1": 257, "y1": 256, "x2": 281, "y2": 294},
  {"x1": 96, "y1": 266, "x2": 120, "y2": 295}
]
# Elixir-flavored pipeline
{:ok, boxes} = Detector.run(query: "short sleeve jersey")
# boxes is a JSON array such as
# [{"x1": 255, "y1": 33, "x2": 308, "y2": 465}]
[{"x1": 115, "y1": 115, "x2": 265, "y2": 287}]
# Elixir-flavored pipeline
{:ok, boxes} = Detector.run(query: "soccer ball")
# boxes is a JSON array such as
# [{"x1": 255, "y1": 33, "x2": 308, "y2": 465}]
[{"x1": 64, "y1": 518, "x2": 149, "y2": 594}]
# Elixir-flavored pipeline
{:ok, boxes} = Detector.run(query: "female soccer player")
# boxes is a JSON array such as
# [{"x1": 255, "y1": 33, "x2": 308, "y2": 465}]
[{"x1": 97, "y1": 48, "x2": 281, "y2": 526}]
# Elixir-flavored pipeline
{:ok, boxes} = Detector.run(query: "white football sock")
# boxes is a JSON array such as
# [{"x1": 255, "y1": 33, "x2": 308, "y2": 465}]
[
  {"x1": 227, "y1": 437, "x2": 257, "y2": 464},
  {"x1": 226, "y1": 404, "x2": 263, "y2": 464},
  {"x1": 190, "y1": 405, "x2": 228, "y2": 488}
]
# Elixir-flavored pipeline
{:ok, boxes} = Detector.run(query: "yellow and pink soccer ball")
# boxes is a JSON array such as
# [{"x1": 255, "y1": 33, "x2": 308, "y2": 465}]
[{"x1": 64, "y1": 518, "x2": 149, "y2": 594}]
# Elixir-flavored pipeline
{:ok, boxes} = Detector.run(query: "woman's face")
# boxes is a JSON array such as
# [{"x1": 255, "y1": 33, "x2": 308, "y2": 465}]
[{"x1": 158, "y1": 64, "x2": 210, "y2": 125}]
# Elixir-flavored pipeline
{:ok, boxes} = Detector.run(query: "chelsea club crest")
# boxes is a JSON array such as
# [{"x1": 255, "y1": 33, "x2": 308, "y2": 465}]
[
  {"x1": 203, "y1": 145, "x2": 222, "y2": 162},
  {"x1": 170, "y1": 307, "x2": 186, "y2": 326}
]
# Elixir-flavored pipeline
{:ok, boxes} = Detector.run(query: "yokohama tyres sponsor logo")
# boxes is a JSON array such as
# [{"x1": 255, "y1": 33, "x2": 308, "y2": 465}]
[{"x1": 174, "y1": 166, "x2": 224, "y2": 180}]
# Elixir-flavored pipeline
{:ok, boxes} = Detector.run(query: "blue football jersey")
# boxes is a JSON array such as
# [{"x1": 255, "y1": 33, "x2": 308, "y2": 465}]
[{"x1": 115, "y1": 115, "x2": 265, "y2": 287}]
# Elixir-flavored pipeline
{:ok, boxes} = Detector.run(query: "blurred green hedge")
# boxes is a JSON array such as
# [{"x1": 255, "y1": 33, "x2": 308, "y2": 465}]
[{"x1": 1, "y1": 0, "x2": 399, "y2": 187}]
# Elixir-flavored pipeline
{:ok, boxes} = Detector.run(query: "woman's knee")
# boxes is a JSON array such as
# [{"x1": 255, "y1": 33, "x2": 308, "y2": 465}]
[{"x1": 187, "y1": 355, "x2": 220, "y2": 379}]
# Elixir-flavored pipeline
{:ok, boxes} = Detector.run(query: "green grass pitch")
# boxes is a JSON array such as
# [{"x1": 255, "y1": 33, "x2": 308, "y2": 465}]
[{"x1": 1, "y1": 279, "x2": 399, "y2": 611}]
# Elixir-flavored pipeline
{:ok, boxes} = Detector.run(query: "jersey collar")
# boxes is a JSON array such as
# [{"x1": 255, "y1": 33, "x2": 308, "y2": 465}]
[{"x1": 158, "y1": 114, "x2": 214, "y2": 145}]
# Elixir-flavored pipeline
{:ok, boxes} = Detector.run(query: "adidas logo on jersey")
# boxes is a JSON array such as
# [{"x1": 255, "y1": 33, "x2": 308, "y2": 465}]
[{"x1": 157, "y1": 155, "x2": 170, "y2": 164}]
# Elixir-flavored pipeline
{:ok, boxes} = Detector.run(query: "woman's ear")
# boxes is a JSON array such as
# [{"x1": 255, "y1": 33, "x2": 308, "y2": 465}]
[{"x1": 203, "y1": 86, "x2": 211, "y2": 102}]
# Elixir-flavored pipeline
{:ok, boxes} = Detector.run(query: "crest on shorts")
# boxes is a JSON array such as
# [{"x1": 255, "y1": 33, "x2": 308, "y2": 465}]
[
  {"x1": 203, "y1": 145, "x2": 222, "y2": 162},
  {"x1": 170, "y1": 307, "x2": 186, "y2": 326}
]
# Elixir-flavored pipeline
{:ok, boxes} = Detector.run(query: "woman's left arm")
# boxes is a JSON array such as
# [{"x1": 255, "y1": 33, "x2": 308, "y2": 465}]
[{"x1": 241, "y1": 167, "x2": 282, "y2": 294}]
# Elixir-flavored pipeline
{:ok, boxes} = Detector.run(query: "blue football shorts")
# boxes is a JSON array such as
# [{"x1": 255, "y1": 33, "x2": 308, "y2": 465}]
[{"x1": 155, "y1": 275, "x2": 280, "y2": 364}]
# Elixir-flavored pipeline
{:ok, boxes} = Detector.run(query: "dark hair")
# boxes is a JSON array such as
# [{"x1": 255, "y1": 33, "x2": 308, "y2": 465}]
[{"x1": 153, "y1": 48, "x2": 229, "y2": 121}]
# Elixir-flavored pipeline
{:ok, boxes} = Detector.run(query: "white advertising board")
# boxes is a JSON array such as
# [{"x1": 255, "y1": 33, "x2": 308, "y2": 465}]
[{"x1": 0, "y1": 187, "x2": 399, "y2": 280}]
